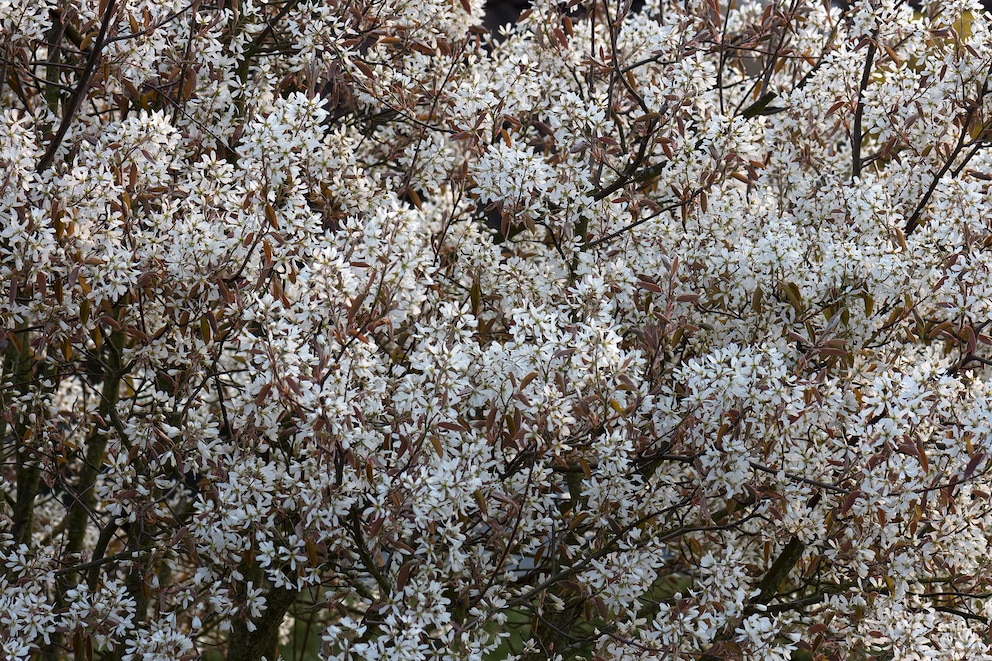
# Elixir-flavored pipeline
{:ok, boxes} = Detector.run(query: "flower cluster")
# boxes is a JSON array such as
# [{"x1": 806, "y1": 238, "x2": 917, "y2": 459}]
[{"x1": 4, "y1": 0, "x2": 992, "y2": 659}]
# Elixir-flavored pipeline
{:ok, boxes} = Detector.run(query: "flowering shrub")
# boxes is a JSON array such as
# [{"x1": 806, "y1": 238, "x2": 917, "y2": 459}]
[{"x1": 4, "y1": 0, "x2": 992, "y2": 658}]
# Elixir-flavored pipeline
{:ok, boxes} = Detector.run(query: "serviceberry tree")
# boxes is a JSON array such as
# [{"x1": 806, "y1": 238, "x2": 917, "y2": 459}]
[{"x1": 3, "y1": 0, "x2": 992, "y2": 659}]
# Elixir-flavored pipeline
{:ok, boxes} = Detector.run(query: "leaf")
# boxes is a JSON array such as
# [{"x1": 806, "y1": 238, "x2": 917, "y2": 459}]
[
  {"x1": 473, "y1": 490, "x2": 488, "y2": 516},
  {"x1": 752, "y1": 286, "x2": 763, "y2": 313},
  {"x1": 592, "y1": 596, "x2": 609, "y2": 619},
  {"x1": 73, "y1": 631, "x2": 85, "y2": 661},
  {"x1": 352, "y1": 59, "x2": 374, "y2": 78},
  {"x1": 396, "y1": 561, "x2": 413, "y2": 590},
  {"x1": 965, "y1": 323, "x2": 978, "y2": 354},
  {"x1": 893, "y1": 226, "x2": 908, "y2": 251},
  {"x1": 98, "y1": 315, "x2": 122, "y2": 332},
  {"x1": 882, "y1": 43, "x2": 903, "y2": 66},
  {"x1": 405, "y1": 187, "x2": 422, "y2": 209},
  {"x1": 916, "y1": 439, "x2": 929, "y2": 472},
  {"x1": 429, "y1": 435, "x2": 444, "y2": 458},
  {"x1": 841, "y1": 490, "x2": 861, "y2": 515},
  {"x1": 255, "y1": 383, "x2": 272, "y2": 406},
  {"x1": 470, "y1": 278, "x2": 482, "y2": 313},
  {"x1": 437, "y1": 421, "x2": 467, "y2": 432},
  {"x1": 637, "y1": 276, "x2": 662, "y2": 293},
  {"x1": 927, "y1": 320, "x2": 954, "y2": 340},
  {"x1": 519, "y1": 371, "x2": 538, "y2": 391},
  {"x1": 533, "y1": 543, "x2": 546, "y2": 567},
  {"x1": 826, "y1": 100, "x2": 847, "y2": 117},
  {"x1": 963, "y1": 452, "x2": 985, "y2": 481},
  {"x1": 780, "y1": 281, "x2": 803, "y2": 312},
  {"x1": 410, "y1": 41, "x2": 436, "y2": 56}
]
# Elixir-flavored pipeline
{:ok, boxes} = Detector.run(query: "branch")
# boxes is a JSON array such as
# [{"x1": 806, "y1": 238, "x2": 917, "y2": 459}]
[
  {"x1": 36, "y1": 0, "x2": 119, "y2": 172},
  {"x1": 851, "y1": 36, "x2": 877, "y2": 182},
  {"x1": 56, "y1": 549, "x2": 136, "y2": 578},
  {"x1": 348, "y1": 505, "x2": 390, "y2": 594},
  {"x1": 933, "y1": 605, "x2": 987, "y2": 624},
  {"x1": 906, "y1": 62, "x2": 992, "y2": 235},
  {"x1": 753, "y1": 536, "x2": 805, "y2": 605},
  {"x1": 904, "y1": 106, "x2": 976, "y2": 236},
  {"x1": 761, "y1": 593, "x2": 826, "y2": 615},
  {"x1": 586, "y1": 194, "x2": 691, "y2": 249},
  {"x1": 485, "y1": 508, "x2": 764, "y2": 622},
  {"x1": 748, "y1": 461, "x2": 850, "y2": 493}
]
